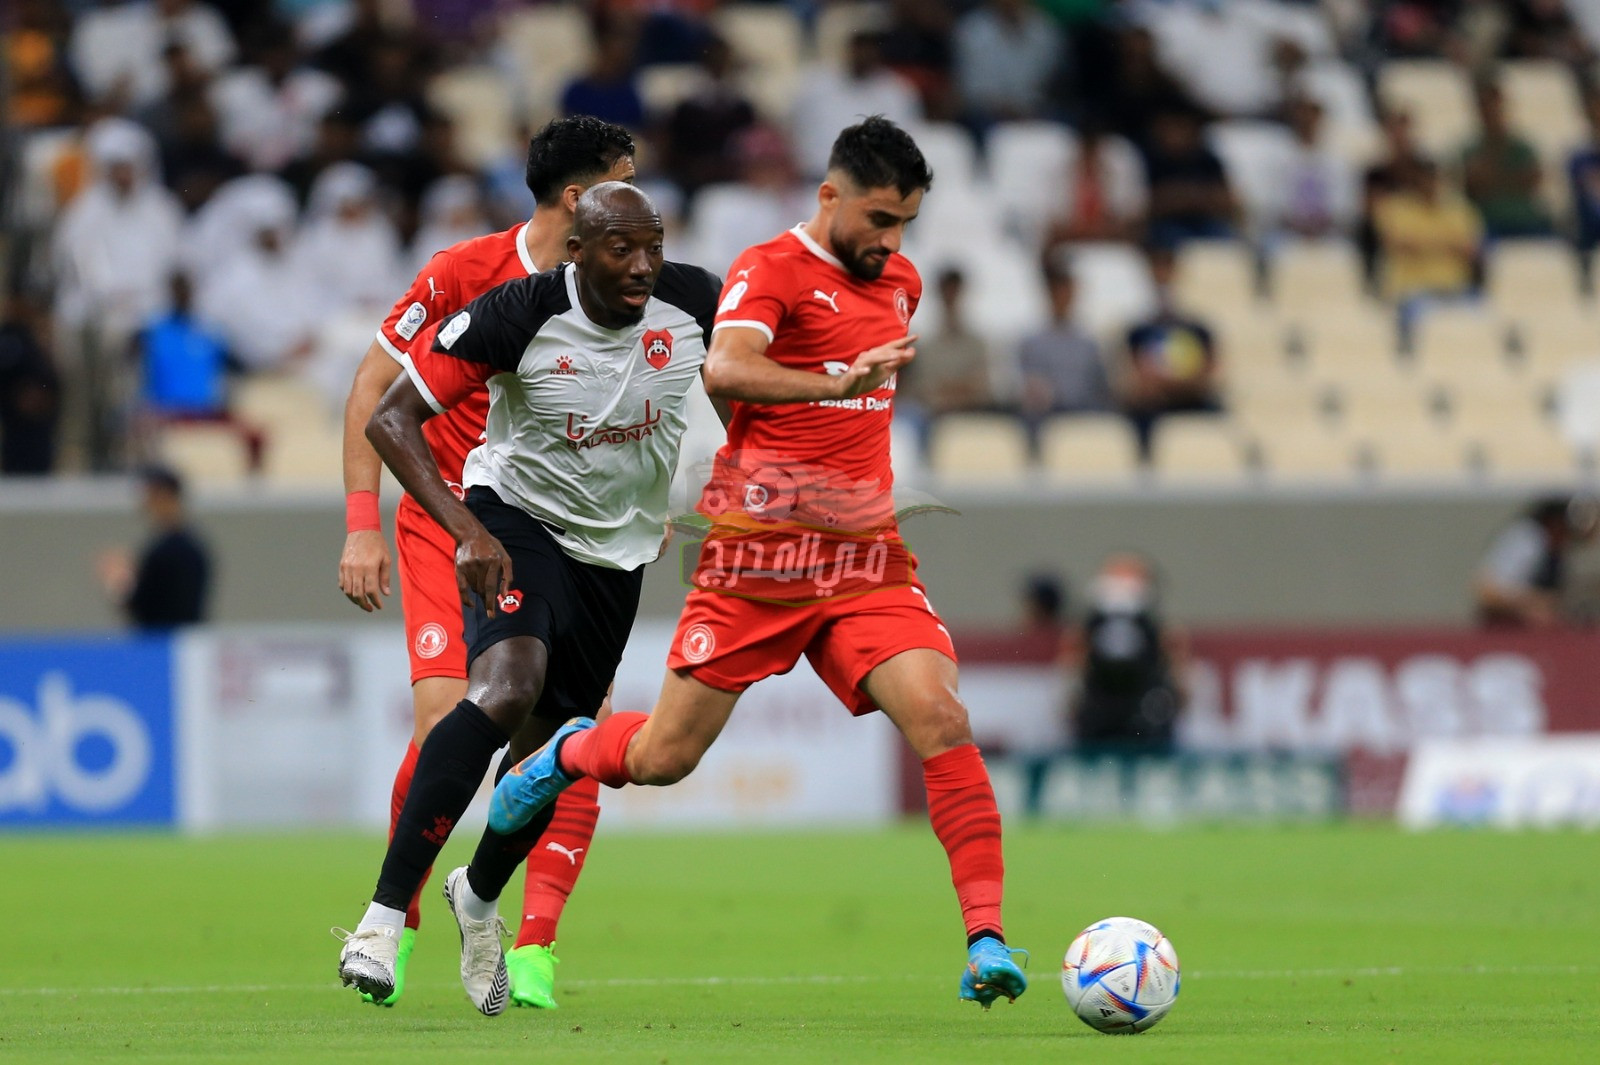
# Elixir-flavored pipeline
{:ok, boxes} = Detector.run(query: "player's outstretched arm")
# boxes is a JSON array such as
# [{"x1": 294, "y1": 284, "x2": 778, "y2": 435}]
[
  {"x1": 338, "y1": 340, "x2": 403, "y2": 611},
  {"x1": 366, "y1": 373, "x2": 512, "y2": 616},
  {"x1": 703, "y1": 327, "x2": 916, "y2": 404}
]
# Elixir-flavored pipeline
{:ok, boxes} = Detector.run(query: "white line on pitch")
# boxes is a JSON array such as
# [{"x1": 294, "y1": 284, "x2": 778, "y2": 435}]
[{"x1": 3, "y1": 964, "x2": 1596, "y2": 998}]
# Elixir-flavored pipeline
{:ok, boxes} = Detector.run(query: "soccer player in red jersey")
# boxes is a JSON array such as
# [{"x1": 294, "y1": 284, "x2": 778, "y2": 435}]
[
  {"x1": 335, "y1": 117, "x2": 635, "y2": 1008},
  {"x1": 487, "y1": 117, "x2": 1029, "y2": 1009}
]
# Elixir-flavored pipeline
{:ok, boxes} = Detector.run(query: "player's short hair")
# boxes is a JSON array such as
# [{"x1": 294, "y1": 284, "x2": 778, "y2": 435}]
[
  {"x1": 826, "y1": 116, "x2": 933, "y2": 198},
  {"x1": 524, "y1": 116, "x2": 636, "y2": 207}
]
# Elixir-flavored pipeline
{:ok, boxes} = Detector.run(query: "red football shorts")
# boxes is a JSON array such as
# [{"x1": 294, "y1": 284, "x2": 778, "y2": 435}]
[
  {"x1": 395, "y1": 497, "x2": 467, "y2": 683},
  {"x1": 666, "y1": 580, "x2": 957, "y2": 715}
]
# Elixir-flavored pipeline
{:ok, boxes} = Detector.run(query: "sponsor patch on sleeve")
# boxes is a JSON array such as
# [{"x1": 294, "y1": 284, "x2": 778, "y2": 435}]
[
  {"x1": 438, "y1": 311, "x2": 471, "y2": 349},
  {"x1": 717, "y1": 280, "x2": 748, "y2": 315},
  {"x1": 396, "y1": 301, "x2": 428, "y2": 340}
]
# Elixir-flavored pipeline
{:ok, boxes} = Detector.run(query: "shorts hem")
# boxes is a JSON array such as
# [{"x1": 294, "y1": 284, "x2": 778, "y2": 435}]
[
  {"x1": 409, "y1": 663, "x2": 468, "y2": 685},
  {"x1": 669, "y1": 658, "x2": 756, "y2": 695},
  {"x1": 843, "y1": 639, "x2": 958, "y2": 716}
]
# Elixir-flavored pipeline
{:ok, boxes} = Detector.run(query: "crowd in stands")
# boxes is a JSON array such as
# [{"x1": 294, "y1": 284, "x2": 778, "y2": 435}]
[{"x1": 5, "y1": 0, "x2": 1600, "y2": 479}]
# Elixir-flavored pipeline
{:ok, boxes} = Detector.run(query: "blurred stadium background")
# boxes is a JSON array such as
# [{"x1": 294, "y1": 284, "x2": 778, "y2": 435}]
[{"x1": 5, "y1": 0, "x2": 1600, "y2": 838}]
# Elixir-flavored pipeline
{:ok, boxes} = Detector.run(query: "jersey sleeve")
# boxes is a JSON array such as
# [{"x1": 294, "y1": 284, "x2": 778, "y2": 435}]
[
  {"x1": 429, "y1": 276, "x2": 536, "y2": 373},
  {"x1": 402, "y1": 318, "x2": 493, "y2": 414},
  {"x1": 655, "y1": 261, "x2": 723, "y2": 338},
  {"x1": 712, "y1": 249, "x2": 794, "y2": 343},
  {"x1": 377, "y1": 250, "x2": 457, "y2": 362}
]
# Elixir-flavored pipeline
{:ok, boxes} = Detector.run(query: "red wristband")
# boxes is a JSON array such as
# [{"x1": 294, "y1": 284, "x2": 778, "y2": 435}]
[{"x1": 345, "y1": 491, "x2": 381, "y2": 533}]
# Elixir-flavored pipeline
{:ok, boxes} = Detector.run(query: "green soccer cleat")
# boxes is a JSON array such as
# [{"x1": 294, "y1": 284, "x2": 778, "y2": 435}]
[
  {"x1": 506, "y1": 943, "x2": 561, "y2": 1009},
  {"x1": 360, "y1": 927, "x2": 416, "y2": 1007}
]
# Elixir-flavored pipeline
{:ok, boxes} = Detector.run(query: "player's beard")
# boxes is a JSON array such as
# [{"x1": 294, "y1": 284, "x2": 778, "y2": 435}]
[{"x1": 831, "y1": 228, "x2": 890, "y2": 282}]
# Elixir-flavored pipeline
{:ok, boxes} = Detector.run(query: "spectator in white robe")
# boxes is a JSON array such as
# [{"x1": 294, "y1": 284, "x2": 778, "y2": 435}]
[
  {"x1": 210, "y1": 27, "x2": 343, "y2": 173},
  {"x1": 408, "y1": 175, "x2": 491, "y2": 275},
  {"x1": 51, "y1": 117, "x2": 186, "y2": 467},
  {"x1": 68, "y1": 0, "x2": 236, "y2": 110},
  {"x1": 293, "y1": 162, "x2": 403, "y2": 318},
  {"x1": 194, "y1": 179, "x2": 319, "y2": 372}
]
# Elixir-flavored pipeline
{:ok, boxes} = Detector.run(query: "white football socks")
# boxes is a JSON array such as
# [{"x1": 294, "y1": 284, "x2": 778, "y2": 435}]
[
  {"x1": 458, "y1": 878, "x2": 498, "y2": 922},
  {"x1": 357, "y1": 902, "x2": 407, "y2": 936}
]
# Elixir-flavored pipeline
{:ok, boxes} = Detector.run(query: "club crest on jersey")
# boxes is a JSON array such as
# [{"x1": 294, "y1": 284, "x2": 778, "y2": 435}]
[
  {"x1": 414, "y1": 622, "x2": 448, "y2": 659},
  {"x1": 893, "y1": 288, "x2": 911, "y2": 325},
  {"x1": 642, "y1": 328, "x2": 673, "y2": 370},
  {"x1": 497, "y1": 590, "x2": 522, "y2": 614},
  {"x1": 396, "y1": 301, "x2": 427, "y2": 340}
]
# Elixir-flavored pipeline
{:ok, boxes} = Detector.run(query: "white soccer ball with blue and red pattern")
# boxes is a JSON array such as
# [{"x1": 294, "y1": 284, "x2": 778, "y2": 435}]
[{"x1": 1061, "y1": 916, "x2": 1180, "y2": 1033}]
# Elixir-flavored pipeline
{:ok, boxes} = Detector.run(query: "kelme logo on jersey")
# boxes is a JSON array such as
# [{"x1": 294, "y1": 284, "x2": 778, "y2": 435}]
[
  {"x1": 642, "y1": 328, "x2": 673, "y2": 370},
  {"x1": 437, "y1": 311, "x2": 470, "y2": 349},
  {"x1": 497, "y1": 590, "x2": 522, "y2": 614},
  {"x1": 551, "y1": 354, "x2": 578, "y2": 375},
  {"x1": 396, "y1": 301, "x2": 428, "y2": 340}
]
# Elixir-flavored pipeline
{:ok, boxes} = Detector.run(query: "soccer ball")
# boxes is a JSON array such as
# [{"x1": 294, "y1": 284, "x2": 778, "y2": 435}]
[{"x1": 1061, "y1": 916, "x2": 1180, "y2": 1034}]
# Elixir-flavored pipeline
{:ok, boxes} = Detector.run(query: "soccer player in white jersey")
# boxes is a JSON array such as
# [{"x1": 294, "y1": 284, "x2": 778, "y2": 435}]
[{"x1": 335, "y1": 183, "x2": 721, "y2": 1016}]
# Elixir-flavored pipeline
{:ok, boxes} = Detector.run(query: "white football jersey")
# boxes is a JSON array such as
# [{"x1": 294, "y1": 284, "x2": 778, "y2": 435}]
[{"x1": 405, "y1": 260, "x2": 720, "y2": 569}]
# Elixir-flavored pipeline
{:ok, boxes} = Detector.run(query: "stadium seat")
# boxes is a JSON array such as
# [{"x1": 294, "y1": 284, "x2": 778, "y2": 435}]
[
  {"x1": 1481, "y1": 421, "x2": 1582, "y2": 479},
  {"x1": 1150, "y1": 415, "x2": 1250, "y2": 482},
  {"x1": 1207, "y1": 121, "x2": 1298, "y2": 238},
  {"x1": 1037, "y1": 414, "x2": 1142, "y2": 483},
  {"x1": 1410, "y1": 306, "x2": 1511, "y2": 377},
  {"x1": 637, "y1": 64, "x2": 706, "y2": 118},
  {"x1": 500, "y1": 5, "x2": 594, "y2": 118},
  {"x1": 155, "y1": 423, "x2": 254, "y2": 483},
  {"x1": 1174, "y1": 241, "x2": 1258, "y2": 313},
  {"x1": 1516, "y1": 309, "x2": 1600, "y2": 385},
  {"x1": 713, "y1": 4, "x2": 803, "y2": 119},
  {"x1": 1296, "y1": 305, "x2": 1403, "y2": 387},
  {"x1": 1366, "y1": 424, "x2": 1473, "y2": 480},
  {"x1": 427, "y1": 66, "x2": 515, "y2": 170},
  {"x1": 986, "y1": 121, "x2": 1076, "y2": 245},
  {"x1": 1486, "y1": 240, "x2": 1583, "y2": 317},
  {"x1": 1064, "y1": 242, "x2": 1158, "y2": 338},
  {"x1": 814, "y1": 2, "x2": 887, "y2": 68},
  {"x1": 1212, "y1": 310, "x2": 1289, "y2": 373},
  {"x1": 909, "y1": 121, "x2": 980, "y2": 193},
  {"x1": 1296, "y1": 59, "x2": 1381, "y2": 167},
  {"x1": 1500, "y1": 61, "x2": 1586, "y2": 162},
  {"x1": 1376, "y1": 60, "x2": 1476, "y2": 158},
  {"x1": 1272, "y1": 240, "x2": 1366, "y2": 313},
  {"x1": 928, "y1": 414, "x2": 1030, "y2": 480},
  {"x1": 1334, "y1": 375, "x2": 1432, "y2": 435},
  {"x1": 1259, "y1": 423, "x2": 1363, "y2": 482}
]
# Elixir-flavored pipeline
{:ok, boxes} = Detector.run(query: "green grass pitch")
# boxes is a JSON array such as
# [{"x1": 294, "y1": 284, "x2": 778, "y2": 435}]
[{"x1": 2, "y1": 823, "x2": 1596, "y2": 1063}]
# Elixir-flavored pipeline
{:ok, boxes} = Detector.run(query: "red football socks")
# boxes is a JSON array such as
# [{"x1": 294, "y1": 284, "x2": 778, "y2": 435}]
[
  {"x1": 557, "y1": 711, "x2": 648, "y2": 788},
  {"x1": 923, "y1": 744, "x2": 1006, "y2": 941},
  {"x1": 387, "y1": 740, "x2": 427, "y2": 930},
  {"x1": 514, "y1": 776, "x2": 602, "y2": 948}
]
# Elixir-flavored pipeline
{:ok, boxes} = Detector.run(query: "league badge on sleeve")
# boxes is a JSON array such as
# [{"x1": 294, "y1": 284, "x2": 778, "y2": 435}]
[
  {"x1": 396, "y1": 301, "x2": 428, "y2": 340},
  {"x1": 438, "y1": 311, "x2": 471, "y2": 349},
  {"x1": 642, "y1": 328, "x2": 673, "y2": 370}
]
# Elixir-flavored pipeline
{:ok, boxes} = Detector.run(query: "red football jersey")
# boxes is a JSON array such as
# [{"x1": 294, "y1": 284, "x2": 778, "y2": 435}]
[
  {"x1": 375, "y1": 222, "x2": 539, "y2": 487},
  {"x1": 705, "y1": 225, "x2": 920, "y2": 538}
]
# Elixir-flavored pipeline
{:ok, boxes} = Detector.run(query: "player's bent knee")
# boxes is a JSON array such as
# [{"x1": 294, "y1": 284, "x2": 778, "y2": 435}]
[{"x1": 907, "y1": 696, "x2": 975, "y2": 756}]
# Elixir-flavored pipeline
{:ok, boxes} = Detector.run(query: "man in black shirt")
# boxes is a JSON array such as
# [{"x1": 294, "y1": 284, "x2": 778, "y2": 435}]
[{"x1": 98, "y1": 466, "x2": 211, "y2": 629}]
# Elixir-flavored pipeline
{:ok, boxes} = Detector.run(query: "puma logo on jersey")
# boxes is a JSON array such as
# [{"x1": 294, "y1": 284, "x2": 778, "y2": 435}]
[
  {"x1": 813, "y1": 290, "x2": 840, "y2": 314},
  {"x1": 544, "y1": 842, "x2": 584, "y2": 865},
  {"x1": 735, "y1": 267, "x2": 755, "y2": 279},
  {"x1": 427, "y1": 276, "x2": 441, "y2": 301}
]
